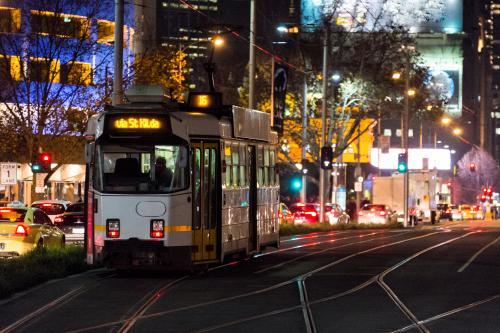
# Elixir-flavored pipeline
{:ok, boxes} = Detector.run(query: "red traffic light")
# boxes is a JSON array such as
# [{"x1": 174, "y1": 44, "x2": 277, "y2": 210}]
[
  {"x1": 480, "y1": 194, "x2": 487, "y2": 202},
  {"x1": 447, "y1": 181, "x2": 452, "y2": 188},
  {"x1": 469, "y1": 162, "x2": 476, "y2": 172},
  {"x1": 40, "y1": 152, "x2": 51, "y2": 163}
]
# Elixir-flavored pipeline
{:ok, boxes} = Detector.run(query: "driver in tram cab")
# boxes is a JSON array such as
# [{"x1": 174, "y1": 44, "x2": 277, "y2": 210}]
[{"x1": 155, "y1": 156, "x2": 173, "y2": 188}]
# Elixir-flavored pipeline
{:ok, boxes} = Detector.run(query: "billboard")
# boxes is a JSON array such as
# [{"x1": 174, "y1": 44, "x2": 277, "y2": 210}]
[
  {"x1": 370, "y1": 148, "x2": 451, "y2": 170},
  {"x1": 301, "y1": 0, "x2": 463, "y2": 34}
]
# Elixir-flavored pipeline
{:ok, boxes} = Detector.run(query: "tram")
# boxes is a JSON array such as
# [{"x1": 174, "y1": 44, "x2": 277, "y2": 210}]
[{"x1": 84, "y1": 87, "x2": 280, "y2": 268}]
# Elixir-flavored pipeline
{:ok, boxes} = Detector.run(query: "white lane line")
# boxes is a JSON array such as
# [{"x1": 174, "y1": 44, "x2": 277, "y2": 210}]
[
  {"x1": 392, "y1": 294, "x2": 500, "y2": 333},
  {"x1": 457, "y1": 235, "x2": 500, "y2": 273}
]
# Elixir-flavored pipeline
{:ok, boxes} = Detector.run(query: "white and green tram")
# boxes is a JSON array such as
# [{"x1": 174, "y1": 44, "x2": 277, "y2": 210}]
[{"x1": 84, "y1": 89, "x2": 280, "y2": 268}]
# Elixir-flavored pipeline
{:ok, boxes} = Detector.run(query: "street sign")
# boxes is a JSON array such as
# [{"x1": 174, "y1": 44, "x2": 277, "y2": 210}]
[
  {"x1": 354, "y1": 181, "x2": 363, "y2": 192},
  {"x1": 35, "y1": 173, "x2": 47, "y2": 193},
  {"x1": 379, "y1": 135, "x2": 390, "y2": 153},
  {"x1": 0, "y1": 163, "x2": 17, "y2": 185}
]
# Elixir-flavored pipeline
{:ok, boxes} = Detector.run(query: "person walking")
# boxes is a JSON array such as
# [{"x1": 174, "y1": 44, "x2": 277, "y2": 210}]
[{"x1": 346, "y1": 197, "x2": 357, "y2": 222}]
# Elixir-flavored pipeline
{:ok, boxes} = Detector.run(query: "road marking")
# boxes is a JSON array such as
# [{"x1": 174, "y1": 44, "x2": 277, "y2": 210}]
[{"x1": 457, "y1": 235, "x2": 500, "y2": 273}]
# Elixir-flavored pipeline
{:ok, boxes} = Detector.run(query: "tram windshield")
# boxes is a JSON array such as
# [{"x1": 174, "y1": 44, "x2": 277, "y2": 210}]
[{"x1": 94, "y1": 144, "x2": 189, "y2": 193}]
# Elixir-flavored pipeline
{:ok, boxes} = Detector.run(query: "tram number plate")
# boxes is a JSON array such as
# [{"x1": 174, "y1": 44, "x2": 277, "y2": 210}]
[
  {"x1": 0, "y1": 243, "x2": 5, "y2": 250},
  {"x1": 73, "y1": 228, "x2": 84, "y2": 234}
]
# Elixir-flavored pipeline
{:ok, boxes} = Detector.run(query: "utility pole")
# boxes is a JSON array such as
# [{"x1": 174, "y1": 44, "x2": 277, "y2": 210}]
[
  {"x1": 248, "y1": 0, "x2": 256, "y2": 109},
  {"x1": 319, "y1": 24, "x2": 329, "y2": 223},
  {"x1": 113, "y1": 0, "x2": 124, "y2": 106},
  {"x1": 301, "y1": 73, "x2": 308, "y2": 203},
  {"x1": 403, "y1": 53, "x2": 410, "y2": 228}
]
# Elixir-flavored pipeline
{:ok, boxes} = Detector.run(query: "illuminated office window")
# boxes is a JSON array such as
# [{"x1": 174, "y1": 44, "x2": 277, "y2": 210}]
[
  {"x1": 0, "y1": 7, "x2": 21, "y2": 33},
  {"x1": 29, "y1": 58, "x2": 60, "y2": 83},
  {"x1": 30, "y1": 10, "x2": 90, "y2": 39},
  {"x1": 61, "y1": 62, "x2": 92, "y2": 85}
]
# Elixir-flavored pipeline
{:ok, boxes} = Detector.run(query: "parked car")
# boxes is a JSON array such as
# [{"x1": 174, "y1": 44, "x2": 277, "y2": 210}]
[
  {"x1": 278, "y1": 203, "x2": 294, "y2": 224},
  {"x1": 54, "y1": 202, "x2": 85, "y2": 244},
  {"x1": 31, "y1": 200, "x2": 71, "y2": 224},
  {"x1": 460, "y1": 204, "x2": 484, "y2": 220},
  {"x1": 325, "y1": 203, "x2": 350, "y2": 225},
  {"x1": 0, "y1": 207, "x2": 65, "y2": 258},
  {"x1": 358, "y1": 204, "x2": 398, "y2": 225},
  {"x1": 289, "y1": 203, "x2": 320, "y2": 224}
]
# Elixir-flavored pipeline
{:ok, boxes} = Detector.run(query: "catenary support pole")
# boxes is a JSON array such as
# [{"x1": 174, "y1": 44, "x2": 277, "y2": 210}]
[
  {"x1": 248, "y1": 0, "x2": 256, "y2": 109},
  {"x1": 320, "y1": 24, "x2": 329, "y2": 223},
  {"x1": 113, "y1": 0, "x2": 124, "y2": 106},
  {"x1": 301, "y1": 73, "x2": 308, "y2": 203}
]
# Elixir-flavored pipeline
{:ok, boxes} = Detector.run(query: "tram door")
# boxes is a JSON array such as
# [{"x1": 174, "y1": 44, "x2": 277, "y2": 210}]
[
  {"x1": 192, "y1": 142, "x2": 218, "y2": 262},
  {"x1": 248, "y1": 146, "x2": 258, "y2": 252}
]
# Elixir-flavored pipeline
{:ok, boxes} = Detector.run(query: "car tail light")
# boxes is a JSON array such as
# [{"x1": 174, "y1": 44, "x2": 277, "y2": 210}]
[
  {"x1": 106, "y1": 219, "x2": 120, "y2": 238},
  {"x1": 15, "y1": 224, "x2": 29, "y2": 236},
  {"x1": 379, "y1": 211, "x2": 386, "y2": 216},
  {"x1": 54, "y1": 215, "x2": 64, "y2": 223},
  {"x1": 358, "y1": 211, "x2": 364, "y2": 216},
  {"x1": 305, "y1": 211, "x2": 317, "y2": 217},
  {"x1": 42, "y1": 203, "x2": 52, "y2": 207},
  {"x1": 278, "y1": 212, "x2": 283, "y2": 218},
  {"x1": 150, "y1": 219, "x2": 164, "y2": 238}
]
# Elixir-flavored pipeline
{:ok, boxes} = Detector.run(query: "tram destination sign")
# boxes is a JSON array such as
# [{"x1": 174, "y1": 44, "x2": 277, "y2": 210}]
[{"x1": 105, "y1": 113, "x2": 170, "y2": 137}]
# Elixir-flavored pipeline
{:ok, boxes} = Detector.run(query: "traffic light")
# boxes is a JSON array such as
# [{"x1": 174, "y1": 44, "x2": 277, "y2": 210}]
[
  {"x1": 291, "y1": 176, "x2": 302, "y2": 191},
  {"x1": 480, "y1": 194, "x2": 487, "y2": 203},
  {"x1": 320, "y1": 146, "x2": 333, "y2": 169},
  {"x1": 397, "y1": 153, "x2": 408, "y2": 173},
  {"x1": 31, "y1": 152, "x2": 52, "y2": 173},
  {"x1": 469, "y1": 162, "x2": 476, "y2": 172}
]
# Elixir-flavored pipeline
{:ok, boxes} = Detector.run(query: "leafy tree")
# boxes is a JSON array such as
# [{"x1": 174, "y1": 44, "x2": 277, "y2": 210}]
[
  {"x1": 131, "y1": 47, "x2": 187, "y2": 101},
  {"x1": 0, "y1": 0, "x2": 114, "y2": 200},
  {"x1": 457, "y1": 148, "x2": 500, "y2": 203}
]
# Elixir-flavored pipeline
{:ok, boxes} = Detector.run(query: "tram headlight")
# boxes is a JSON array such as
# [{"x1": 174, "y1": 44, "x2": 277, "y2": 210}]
[
  {"x1": 150, "y1": 219, "x2": 165, "y2": 238},
  {"x1": 106, "y1": 219, "x2": 120, "y2": 238}
]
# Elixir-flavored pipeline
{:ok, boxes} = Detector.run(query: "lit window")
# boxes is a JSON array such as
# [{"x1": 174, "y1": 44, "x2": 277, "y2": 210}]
[
  {"x1": 61, "y1": 62, "x2": 92, "y2": 85},
  {"x1": 0, "y1": 55, "x2": 21, "y2": 81},
  {"x1": 29, "y1": 58, "x2": 60, "y2": 83},
  {"x1": 383, "y1": 129, "x2": 392, "y2": 136},
  {"x1": 97, "y1": 20, "x2": 115, "y2": 44},
  {"x1": 30, "y1": 10, "x2": 90, "y2": 39},
  {"x1": 0, "y1": 7, "x2": 21, "y2": 33},
  {"x1": 396, "y1": 129, "x2": 402, "y2": 137},
  {"x1": 496, "y1": 128, "x2": 500, "y2": 135},
  {"x1": 408, "y1": 129, "x2": 414, "y2": 137}
]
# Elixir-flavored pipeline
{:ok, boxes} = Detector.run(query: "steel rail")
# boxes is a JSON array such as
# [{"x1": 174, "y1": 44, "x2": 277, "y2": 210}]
[
  {"x1": 392, "y1": 294, "x2": 500, "y2": 332},
  {"x1": 0, "y1": 273, "x2": 115, "y2": 333}
]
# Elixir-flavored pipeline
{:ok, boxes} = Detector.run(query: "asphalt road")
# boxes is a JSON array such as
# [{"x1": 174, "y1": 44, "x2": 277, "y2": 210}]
[{"x1": 1, "y1": 220, "x2": 499, "y2": 333}]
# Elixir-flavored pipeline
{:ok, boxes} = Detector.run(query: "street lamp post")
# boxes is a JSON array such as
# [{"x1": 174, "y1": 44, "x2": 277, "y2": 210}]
[
  {"x1": 403, "y1": 52, "x2": 411, "y2": 228},
  {"x1": 319, "y1": 24, "x2": 329, "y2": 223}
]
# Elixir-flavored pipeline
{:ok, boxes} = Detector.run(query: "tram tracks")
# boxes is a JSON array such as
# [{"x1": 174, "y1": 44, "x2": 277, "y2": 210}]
[{"x1": 0, "y1": 271, "x2": 116, "y2": 333}]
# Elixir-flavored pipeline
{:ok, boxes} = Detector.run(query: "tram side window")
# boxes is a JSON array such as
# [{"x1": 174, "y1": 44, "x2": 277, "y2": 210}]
[
  {"x1": 231, "y1": 145, "x2": 239, "y2": 188},
  {"x1": 263, "y1": 148, "x2": 270, "y2": 186},
  {"x1": 239, "y1": 145, "x2": 247, "y2": 187},
  {"x1": 224, "y1": 144, "x2": 232, "y2": 188},
  {"x1": 270, "y1": 149, "x2": 276, "y2": 185},
  {"x1": 257, "y1": 147, "x2": 263, "y2": 187},
  {"x1": 193, "y1": 148, "x2": 201, "y2": 230}
]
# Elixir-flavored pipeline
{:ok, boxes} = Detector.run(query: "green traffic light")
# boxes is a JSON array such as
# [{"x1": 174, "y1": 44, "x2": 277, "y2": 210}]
[
  {"x1": 292, "y1": 178, "x2": 302, "y2": 191},
  {"x1": 32, "y1": 164, "x2": 41, "y2": 171},
  {"x1": 398, "y1": 162, "x2": 407, "y2": 173}
]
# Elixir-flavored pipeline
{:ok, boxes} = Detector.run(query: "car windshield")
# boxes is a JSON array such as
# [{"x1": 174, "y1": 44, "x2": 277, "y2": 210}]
[
  {"x1": 362, "y1": 204, "x2": 387, "y2": 211},
  {"x1": 0, "y1": 208, "x2": 26, "y2": 222},
  {"x1": 290, "y1": 204, "x2": 317, "y2": 213},
  {"x1": 31, "y1": 203, "x2": 65, "y2": 215},
  {"x1": 95, "y1": 144, "x2": 189, "y2": 193},
  {"x1": 66, "y1": 203, "x2": 84, "y2": 213}
]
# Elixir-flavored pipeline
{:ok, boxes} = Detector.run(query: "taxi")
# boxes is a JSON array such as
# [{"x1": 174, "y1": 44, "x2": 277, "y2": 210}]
[{"x1": 0, "y1": 207, "x2": 65, "y2": 258}]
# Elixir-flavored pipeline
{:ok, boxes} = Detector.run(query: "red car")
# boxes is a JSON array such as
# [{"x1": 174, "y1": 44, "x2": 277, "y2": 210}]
[{"x1": 289, "y1": 203, "x2": 319, "y2": 224}]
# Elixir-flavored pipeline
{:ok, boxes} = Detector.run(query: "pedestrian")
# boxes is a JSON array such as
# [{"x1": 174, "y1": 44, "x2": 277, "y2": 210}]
[
  {"x1": 155, "y1": 156, "x2": 173, "y2": 188},
  {"x1": 346, "y1": 197, "x2": 357, "y2": 221}
]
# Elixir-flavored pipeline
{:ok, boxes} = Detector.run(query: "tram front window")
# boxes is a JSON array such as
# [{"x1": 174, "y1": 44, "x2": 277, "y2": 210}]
[{"x1": 95, "y1": 144, "x2": 189, "y2": 193}]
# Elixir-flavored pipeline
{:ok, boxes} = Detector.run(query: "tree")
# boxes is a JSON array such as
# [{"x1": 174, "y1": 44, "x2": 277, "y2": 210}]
[
  {"x1": 456, "y1": 148, "x2": 499, "y2": 203},
  {"x1": 0, "y1": 0, "x2": 115, "y2": 200},
  {"x1": 131, "y1": 47, "x2": 187, "y2": 101}
]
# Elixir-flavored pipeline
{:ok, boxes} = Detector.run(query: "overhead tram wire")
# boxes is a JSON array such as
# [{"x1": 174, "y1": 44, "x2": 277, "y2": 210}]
[{"x1": 178, "y1": 0, "x2": 305, "y2": 74}]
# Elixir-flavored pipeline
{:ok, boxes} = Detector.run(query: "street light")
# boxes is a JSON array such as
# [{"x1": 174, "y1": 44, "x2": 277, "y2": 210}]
[
  {"x1": 276, "y1": 25, "x2": 288, "y2": 33},
  {"x1": 392, "y1": 72, "x2": 402, "y2": 80},
  {"x1": 441, "y1": 117, "x2": 451, "y2": 125},
  {"x1": 452, "y1": 127, "x2": 463, "y2": 136},
  {"x1": 407, "y1": 89, "x2": 416, "y2": 97},
  {"x1": 332, "y1": 72, "x2": 341, "y2": 82},
  {"x1": 212, "y1": 36, "x2": 224, "y2": 47}
]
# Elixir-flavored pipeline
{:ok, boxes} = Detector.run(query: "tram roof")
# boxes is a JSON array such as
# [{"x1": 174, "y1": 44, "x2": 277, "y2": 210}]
[{"x1": 87, "y1": 103, "x2": 278, "y2": 144}]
